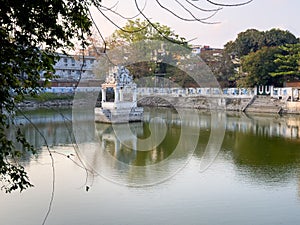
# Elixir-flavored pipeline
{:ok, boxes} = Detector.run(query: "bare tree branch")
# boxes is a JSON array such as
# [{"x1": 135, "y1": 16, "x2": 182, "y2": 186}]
[
  {"x1": 134, "y1": 0, "x2": 187, "y2": 45},
  {"x1": 174, "y1": 0, "x2": 220, "y2": 24},
  {"x1": 99, "y1": 1, "x2": 147, "y2": 20},
  {"x1": 206, "y1": 0, "x2": 253, "y2": 7},
  {"x1": 13, "y1": 105, "x2": 55, "y2": 225},
  {"x1": 185, "y1": 0, "x2": 222, "y2": 12},
  {"x1": 98, "y1": 1, "x2": 119, "y2": 11},
  {"x1": 155, "y1": 0, "x2": 217, "y2": 24},
  {"x1": 95, "y1": 6, "x2": 150, "y2": 33},
  {"x1": 88, "y1": 0, "x2": 253, "y2": 47},
  {"x1": 88, "y1": 9, "x2": 107, "y2": 52}
]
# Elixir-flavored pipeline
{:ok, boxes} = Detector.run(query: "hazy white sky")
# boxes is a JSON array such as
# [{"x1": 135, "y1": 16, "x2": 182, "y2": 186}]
[{"x1": 91, "y1": 0, "x2": 300, "y2": 48}]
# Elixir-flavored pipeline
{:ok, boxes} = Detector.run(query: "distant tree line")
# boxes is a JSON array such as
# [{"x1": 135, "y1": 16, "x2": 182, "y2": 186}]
[{"x1": 223, "y1": 28, "x2": 300, "y2": 87}]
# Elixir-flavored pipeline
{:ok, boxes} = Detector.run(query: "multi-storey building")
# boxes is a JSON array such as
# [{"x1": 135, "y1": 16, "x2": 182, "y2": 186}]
[{"x1": 53, "y1": 54, "x2": 96, "y2": 80}]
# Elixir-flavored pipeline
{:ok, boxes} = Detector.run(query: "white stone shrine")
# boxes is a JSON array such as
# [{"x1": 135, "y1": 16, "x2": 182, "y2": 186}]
[{"x1": 95, "y1": 66, "x2": 143, "y2": 123}]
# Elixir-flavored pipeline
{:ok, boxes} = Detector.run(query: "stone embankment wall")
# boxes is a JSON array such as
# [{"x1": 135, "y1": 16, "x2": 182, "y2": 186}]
[
  {"x1": 138, "y1": 95, "x2": 251, "y2": 112},
  {"x1": 138, "y1": 95, "x2": 300, "y2": 114},
  {"x1": 286, "y1": 102, "x2": 300, "y2": 113},
  {"x1": 17, "y1": 100, "x2": 73, "y2": 109},
  {"x1": 17, "y1": 92, "x2": 98, "y2": 109},
  {"x1": 17, "y1": 93, "x2": 300, "y2": 114}
]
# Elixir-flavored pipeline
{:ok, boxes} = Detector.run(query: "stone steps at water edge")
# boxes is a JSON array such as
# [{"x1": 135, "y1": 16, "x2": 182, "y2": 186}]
[{"x1": 245, "y1": 96, "x2": 284, "y2": 114}]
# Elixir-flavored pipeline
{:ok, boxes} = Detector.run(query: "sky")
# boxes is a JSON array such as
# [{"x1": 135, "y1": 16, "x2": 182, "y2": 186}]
[{"x1": 90, "y1": 0, "x2": 300, "y2": 48}]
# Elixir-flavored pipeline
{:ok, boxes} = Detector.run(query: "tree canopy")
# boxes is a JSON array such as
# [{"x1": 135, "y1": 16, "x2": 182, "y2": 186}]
[
  {"x1": 238, "y1": 46, "x2": 283, "y2": 87},
  {"x1": 225, "y1": 28, "x2": 298, "y2": 58},
  {"x1": 107, "y1": 18, "x2": 187, "y2": 48},
  {"x1": 224, "y1": 28, "x2": 299, "y2": 87},
  {"x1": 271, "y1": 43, "x2": 300, "y2": 80},
  {"x1": 95, "y1": 19, "x2": 190, "y2": 86},
  {"x1": 264, "y1": 29, "x2": 298, "y2": 47},
  {"x1": 0, "y1": 0, "x2": 99, "y2": 193}
]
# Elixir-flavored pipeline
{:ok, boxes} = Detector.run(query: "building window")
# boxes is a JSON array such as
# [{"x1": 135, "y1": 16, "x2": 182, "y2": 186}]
[
  {"x1": 63, "y1": 58, "x2": 68, "y2": 66},
  {"x1": 71, "y1": 58, "x2": 75, "y2": 66}
]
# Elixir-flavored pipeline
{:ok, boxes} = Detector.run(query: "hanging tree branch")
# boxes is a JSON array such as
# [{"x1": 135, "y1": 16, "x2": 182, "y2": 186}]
[
  {"x1": 206, "y1": 0, "x2": 254, "y2": 7},
  {"x1": 185, "y1": 0, "x2": 222, "y2": 12},
  {"x1": 154, "y1": 0, "x2": 216, "y2": 23},
  {"x1": 95, "y1": 5, "x2": 150, "y2": 34},
  {"x1": 174, "y1": 0, "x2": 220, "y2": 24},
  {"x1": 89, "y1": 0, "x2": 254, "y2": 48},
  {"x1": 99, "y1": 0, "x2": 147, "y2": 20}
]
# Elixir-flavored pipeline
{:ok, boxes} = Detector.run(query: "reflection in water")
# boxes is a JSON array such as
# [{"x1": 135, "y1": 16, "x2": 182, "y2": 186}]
[
  {"x1": 3, "y1": 108, "x2": 300, "y2": 225},
  {"x1": 15, "y1": 109, "x2": 300, "y2": 147},
  {"x1": 95, "y1": 121, "x2": 180, "y2": 166},
  {"x1": 76, "y1": 108, "x2": 201, "y2": 186},
  {"x1": 224, "y1": 120, "x2": 300, "y2": 187},
  {"x1": 9, "y1": 108, "x2": 300, "y2": 191},
  {"x1": 227, "y1": 114, "x2": 300, "y2": 139},
  {"x1": 12, "y1": 109, "x2": 300, "y2": 184}
]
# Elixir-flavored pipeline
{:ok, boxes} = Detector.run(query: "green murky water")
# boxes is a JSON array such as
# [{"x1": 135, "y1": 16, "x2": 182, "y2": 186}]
[{"x1": 1, "y1": 108, "x2": 300, "y2": 225}]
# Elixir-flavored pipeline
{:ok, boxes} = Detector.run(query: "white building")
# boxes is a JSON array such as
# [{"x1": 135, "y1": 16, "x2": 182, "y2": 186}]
[{"x1": 53, "y1": 54, "x2": 96, "y2": 80}]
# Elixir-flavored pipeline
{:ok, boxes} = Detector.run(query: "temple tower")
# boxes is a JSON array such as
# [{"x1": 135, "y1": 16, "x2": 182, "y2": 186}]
[{"x1": 95, "y1": 66, "x2": 143, "y2": 123}]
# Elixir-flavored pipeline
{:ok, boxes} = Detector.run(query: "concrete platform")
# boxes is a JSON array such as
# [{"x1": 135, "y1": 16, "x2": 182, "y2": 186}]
[{"x1": 95, "y1": 107, "x2": 143, "y2": 123}]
